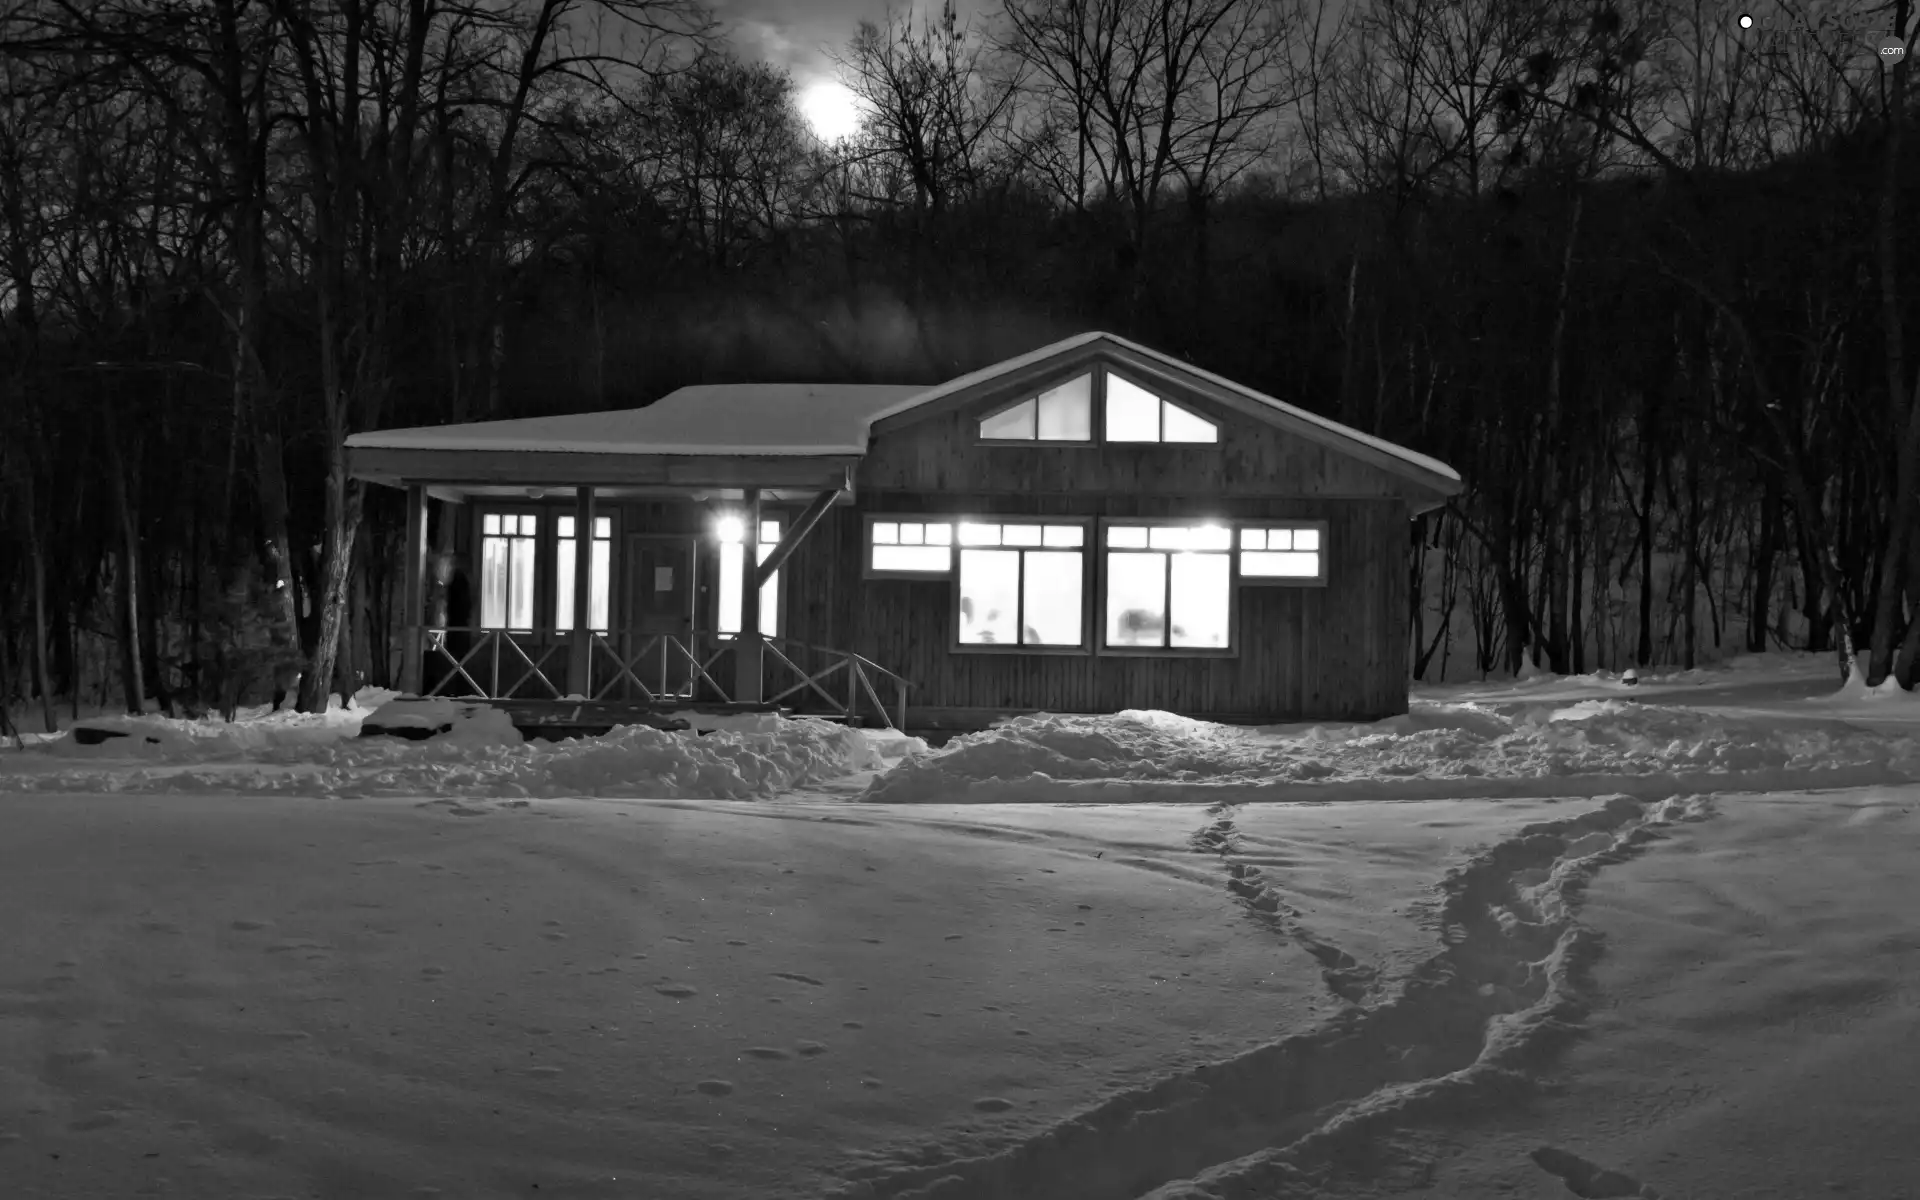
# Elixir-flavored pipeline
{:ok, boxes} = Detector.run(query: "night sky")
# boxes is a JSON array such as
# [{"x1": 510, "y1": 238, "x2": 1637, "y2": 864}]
[{"x1": 710, "y1": 0, "x2": 993, "y2": 90}]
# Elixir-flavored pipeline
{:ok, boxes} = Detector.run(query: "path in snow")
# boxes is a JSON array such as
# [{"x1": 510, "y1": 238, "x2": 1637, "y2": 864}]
[{"x1": 1265, "y1": 786, "x2": 1920, "y2": 1200}]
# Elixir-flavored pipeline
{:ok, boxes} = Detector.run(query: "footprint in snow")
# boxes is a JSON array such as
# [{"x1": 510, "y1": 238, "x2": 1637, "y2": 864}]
[
  {"x1": 861, "y1": 938, "x2": 882, "y2": 945},
  {"x1": 743, "y1": 1047, "x2": 790, "y2": 1060},
  {"x1": 527, "y1": 1066, "x2": 562, "y2": 1078},
  {"x1": 46, "y1": 1048, "x2": 108, "y2": 1070},
  {"x1": 421, "y1": 966, "x2": 446, "y2": 977},
  {"x1": 943, "y1": 935, "x2": 964, "y2": 941},
  {"x1": 726, "y1": 940, "x2": 748, "y2": 947},
  {"x1": 665, "y1": 935, "x2": 695, "y2": 944},
  {"x1": 68, "y1": 1113, "x2": 119, "y2": 1131},
  {"x1": 861, "y1": 1078, "x2": 883, "y2": 1089},
  {"x1": 771, "y1": 972, "x2": 824, "y2": 986},
  {"x1": 655, "y1": 985, "x2": 698, "y2": 999},
  {"x1": 695, "y1": 1079, "x2": 734, "y2": 1096},
  {"x1": 541, "y1": 932, "x2": 568, "y2": 941},
  {"x1": 841, "y1": 1021, "x2": 864, "y2": 1030},
  {"x1": 971, "y1": 1097, "x2": 1015, "y2": 1113},
  {"x1": 1530, "y1": 1146, "x2": 1662, "y2": 1198},
  {"x1": 139, "y1": 921, "x2": 182, "y2": 934},
  {"x1": 796, "y1": 1041, "x2": 827, "y2": 1057}
]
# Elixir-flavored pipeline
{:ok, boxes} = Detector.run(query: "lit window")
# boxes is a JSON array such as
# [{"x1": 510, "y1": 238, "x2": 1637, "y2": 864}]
[
  {"x1": 1239, "y1": 525, "x2": 1325, "y2": 581},
  {"x1": 1103, "y1": 523, "x2": 1232, "y2": 649},
  {"x1": 717, "y1": 518, "x2": 781, "y2": 636},
  {"x1": 1104, "y1": 376, "x2": 1218, "y2": 444},
  {"x1": 956, "y1": 521, "x2": 1085, "y2": 647},
  {"x1": 555, "y1": 515, "x2": 613, "y2": 632},
  {"x1": 869, "y1": 519, "x2": 955, "y2": 574},
  {"x1": 978, "y1": 374, "x2": 1093, "y2": 441},
  {"x1": 480, "y1": 513, "x2": 538, "y2": 630}
]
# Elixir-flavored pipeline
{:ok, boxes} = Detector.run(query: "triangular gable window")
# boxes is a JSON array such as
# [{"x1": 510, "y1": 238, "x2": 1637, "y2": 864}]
[
  {"x1": 978, "y1": 374, "x2": 1093, "y2": 441},
  {"x1": 1105, "y1": 375, "x2": 1218, "y2": 444}
]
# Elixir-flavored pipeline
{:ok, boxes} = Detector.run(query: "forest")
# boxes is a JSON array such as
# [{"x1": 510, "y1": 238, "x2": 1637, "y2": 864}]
[{"x1": 0, "y1": 0, "x2": 1916, "y2": 728}]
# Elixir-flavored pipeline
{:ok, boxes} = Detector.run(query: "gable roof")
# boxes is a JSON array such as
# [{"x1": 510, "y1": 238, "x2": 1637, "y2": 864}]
[
  {"x1": 345, "y1": 384, "x2": 923, "y2": 457},
  {"x1": 867, "y1": 331, "x2": 1462, "y2": 488},
  {"x1": 346, "y1": 333, "x2": 1461, "y2": 501}
]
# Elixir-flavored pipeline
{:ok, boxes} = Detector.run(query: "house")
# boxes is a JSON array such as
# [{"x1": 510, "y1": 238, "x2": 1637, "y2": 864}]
[{"x1": 345, "y1": 331, "x2": 1462, "y2": 731}]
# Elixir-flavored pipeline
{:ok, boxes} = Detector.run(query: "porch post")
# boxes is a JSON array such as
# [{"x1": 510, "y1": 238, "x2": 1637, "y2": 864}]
[
  {"x1": 400, "y1": 483, "x2": 427, "y2": 694},
  {"x1": 569, "y1": 485, "x2": 596, "y2": 698},
  {"x1": 735, "y1": 488, "x2": 763, "y2": 703}
]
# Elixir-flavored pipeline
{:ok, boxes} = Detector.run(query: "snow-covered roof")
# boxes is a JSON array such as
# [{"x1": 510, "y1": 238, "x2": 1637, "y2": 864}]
[
  {"x1": 345, "y1": 384, "x2": 925, "y2": 457},
  {"x1": 865, "y1": 331, "x2": 1463, "y2": 485},
  {"x1": 347, "y1": 333, "x2": 1459, "y2": 489}
]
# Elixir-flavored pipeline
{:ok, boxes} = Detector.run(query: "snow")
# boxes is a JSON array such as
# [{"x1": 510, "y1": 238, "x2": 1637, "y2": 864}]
[
  {"x1": 3, "y1": 649, "x2": 1919, "y2": 1198},
  {"x1": 345, "y1": 384, "x2": 922, "y2": 457}
]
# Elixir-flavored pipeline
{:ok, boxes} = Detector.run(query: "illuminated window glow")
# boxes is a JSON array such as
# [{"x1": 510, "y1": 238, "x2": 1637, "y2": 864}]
[
  {"x1": 1103, "y1": 523, "x2": 1232, "y2": 649},
  {"x1": 480, "y1": 513, "x2": 538, "y2": 630},
  {"x1": 555, "y1": 515, "x2": 613, "y2": 631},
  {"x1": 1239, "y1": 525, "x2": 1325, "y2": 581},
  {"x1": 717, "y1": 518, "x2": 781, "y2": 635}
]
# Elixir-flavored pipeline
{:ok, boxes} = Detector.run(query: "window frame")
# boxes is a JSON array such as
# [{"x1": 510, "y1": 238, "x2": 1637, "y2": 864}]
[
  {"x1": 1235, "y1": 520, "x2": 1331, "y2": 587},
  {"x1": 1094, "y1": 517, "x2": 1240, "y2": 658},
  {"x1": 861, "y1": 514, "x2": 961, "y2": 581},
  {"x1": 945, "y1": 516, "x2": 1096, "y2": 656},
  {"x1": 975, "y1": 365, "x2": 1221, "y2": 448},
  {"x1": 715, "y1": 515, "x2": 785, "y2": 638},
  {"x1": 554, "y1": 511, "x2": 619, "y2": 632},
  {"x1": 974, "y1": 368, "x2": 1102, "y2": 447},
  {"x1": 475, "y1": 506, "x2": 545, "y2": 633}
]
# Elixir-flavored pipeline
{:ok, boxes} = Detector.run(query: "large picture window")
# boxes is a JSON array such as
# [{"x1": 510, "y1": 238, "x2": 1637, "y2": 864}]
[
  {"x1": 480, "y1": 513, "x2": 538, "y2": 630},
  {"x1": 1239, "y1": 524, "x2": 1326, "y2": 583},
  {"x1": 555, "y1": 515, "x2": 613, "y2": 631},
  {"x1": 956, "y1": 521, "x2": 1086, "y2": 647},
  {"x1": 717, "y1": 518, "x2": 782, "y2": 636},
  {"x1": 1103, "y1": 523, "x2": 1233, "y2": 650}
]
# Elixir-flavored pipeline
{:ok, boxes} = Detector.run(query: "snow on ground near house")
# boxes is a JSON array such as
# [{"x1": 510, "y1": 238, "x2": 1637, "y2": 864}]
[{"x1": 0, "y1": 790, "x2": 1599, "y2": 1200}]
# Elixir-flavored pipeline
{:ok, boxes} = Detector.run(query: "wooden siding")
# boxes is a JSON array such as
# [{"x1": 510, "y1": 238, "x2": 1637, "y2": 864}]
[
  {"x1": 780, "y1": 493, "x2": 1411, "y2": 722},
  {"x1": 858, "y1": 376, "x2": 1419, "y2": 500}
]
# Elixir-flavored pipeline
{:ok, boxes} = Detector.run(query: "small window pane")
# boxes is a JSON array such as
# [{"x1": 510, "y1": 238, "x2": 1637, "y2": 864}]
[
  {"x1": 594, "y1": 516, "x2": 612, "y2": 538},
  {"x1": 520, "y1": 515, "x2": 540, "y2": 536},
  {"x1": 481, "y1": 535, "x2": 508, "y2": 627},
  {"x1": 873, "y1": 545, "x2": 952, "y2": 573},
  {"x1": 959, "y1": 522, "x2": 1002, "y2": 546},
  {"x1": 1106, "y1": 376, "x2": 1162, "y2": 441},
  {"x1": 1148, "y1": 526, "x2": 1187, "y2": 551},
  {"x1": 509, "y1": 535, "x2": 536, "y2": 629},
  {"x1": 1163, "y1": 402, "x2": 1219, "y2": 443},
  {"x1": 1003, "y1": 524, "x2": 1043, "y2": 547},
  {"x1": 556, "y1": 540, "x2": 577, "y2": 631},
  {"x1": 589, "y1": 538, "x2": 610, "y2": 630},
  {"x1": 1169, "y1": 552, "x2": 1231, "y2": 647},
  {"x1": 483, "y1": 513, "x2": 501, "y2": 535},
  {"x1": 959, "y1": 549, "x2": 1021, "y2": 644},
  {"x1": 558, "y1": 516, "x2": 576, "y2": 538},
  {"x1": 926, "y1": 523, "x2": 953, "y2": 546},
  {"x1": 1105, "y1": 552, "x2": 1167, "y2": 647},
  {"x1": 1294, "y1": 528, "x2": 1320, "y2": 552},
  {"x1": 873, "y1": 522, "x2": 899, "y2": 545},
  {"x1": 1036, "y1": 375, "x2": 1093, "y2": 440},
  {"x1": 980, "y1": 398, "x2": 1036, "y2": 440},
  {"x1": 1043, "y1": 525, "x2": 1082, "y2": 548},
  {"x1": 1107, "y1": 525, "x2": 1149, "y2": 549},
  {"x1": 1241, "y1": 528, "x2": 1266, "y2": 551},
  {"x1": 1023, "y1": 551, "x2": 1083, "y2": 644},
  {"x1": 1243, "y1": 551, "x2": 1320, "y2": 578},
  {"x1": 900, "y1": 523, "x2": 925, "y2": 546},
  {"x1": 1270, "y1": 528, "x2": 1294, "y2": 550},
  {"x1": 1191, "y1": 525, "x2": 1232, "y2": 551},
  {"x1": 760, "y1": 520, "x2": 781, "y2": 544}
]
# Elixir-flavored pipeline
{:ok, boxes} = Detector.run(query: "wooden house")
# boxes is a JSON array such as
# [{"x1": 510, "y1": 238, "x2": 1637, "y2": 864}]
[{"x1": 346, "y1": 332, "x2": 1462, "y2": 731}]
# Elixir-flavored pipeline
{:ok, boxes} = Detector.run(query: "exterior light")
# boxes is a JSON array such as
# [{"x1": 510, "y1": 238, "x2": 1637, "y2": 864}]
[{"x1": 716, "y1": 515, "x2": 745, "y2": 544}]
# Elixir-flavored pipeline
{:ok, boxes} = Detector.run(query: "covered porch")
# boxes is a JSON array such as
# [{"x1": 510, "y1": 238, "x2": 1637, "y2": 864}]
[{"x1": 346, "y1": 397, "x2": 914, "y2": 729}]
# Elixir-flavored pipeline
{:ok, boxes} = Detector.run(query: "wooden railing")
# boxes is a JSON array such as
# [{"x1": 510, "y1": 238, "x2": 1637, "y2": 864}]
[{"x1": 416, "y1": 627, "x2": 912, "y2": 727}]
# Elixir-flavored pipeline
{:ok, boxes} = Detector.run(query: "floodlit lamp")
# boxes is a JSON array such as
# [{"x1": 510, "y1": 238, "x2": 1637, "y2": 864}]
[{"x1": 715, "y1": 515, "x2": 745, "y2": 545}]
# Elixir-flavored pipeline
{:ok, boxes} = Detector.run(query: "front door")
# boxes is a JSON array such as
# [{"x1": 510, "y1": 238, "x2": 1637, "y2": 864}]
[{"x1": 619, "y1": 536, "x2": 697, "y2": 698}]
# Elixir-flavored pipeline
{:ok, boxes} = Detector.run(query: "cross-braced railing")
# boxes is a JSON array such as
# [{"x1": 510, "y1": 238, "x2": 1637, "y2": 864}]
[
  {"x1": 413, "y1": 627, "x2": 911, "y2": 727},
  {"x1": 421, "y1": 628, "x2": 568, "y2": 699}
]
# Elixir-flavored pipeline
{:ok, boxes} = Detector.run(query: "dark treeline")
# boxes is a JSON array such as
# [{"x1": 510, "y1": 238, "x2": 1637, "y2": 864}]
[{"x1": 0, "y1": 0, "x2": 1915, "y2": 728}]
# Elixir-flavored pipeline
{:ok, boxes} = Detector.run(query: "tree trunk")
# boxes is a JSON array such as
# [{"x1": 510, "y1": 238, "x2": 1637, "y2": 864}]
[
  {"x1": 104, "y1": 418, "x2": 146, "y2": 715},
  {"x1": 1750, "y1": 476, "x2": 1779, "y2": 652}
]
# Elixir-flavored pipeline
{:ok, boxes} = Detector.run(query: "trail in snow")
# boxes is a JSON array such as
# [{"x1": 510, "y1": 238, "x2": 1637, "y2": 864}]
[{"x1": 825, "y1": 791, "x2": 1713, "y2": 1199}]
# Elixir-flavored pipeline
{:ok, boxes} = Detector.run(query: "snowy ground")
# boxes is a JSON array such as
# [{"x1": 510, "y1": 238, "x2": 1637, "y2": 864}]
[{"x1": 2, "y1": 651, "x2": 1917, "y2": 1198}]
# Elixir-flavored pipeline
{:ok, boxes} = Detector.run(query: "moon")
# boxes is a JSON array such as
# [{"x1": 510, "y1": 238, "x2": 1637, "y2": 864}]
[{"x1": 798, "y1": 80, "x2": 864, "y2": 144}]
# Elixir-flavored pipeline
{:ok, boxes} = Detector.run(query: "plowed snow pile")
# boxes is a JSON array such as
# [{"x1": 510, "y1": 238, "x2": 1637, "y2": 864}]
[
  {"x1": 3, "y1": 705, "x2": 910, "y2": 801},
  {"x1": 862, "y1": 699, "x2": 1920, "y2": 803}
]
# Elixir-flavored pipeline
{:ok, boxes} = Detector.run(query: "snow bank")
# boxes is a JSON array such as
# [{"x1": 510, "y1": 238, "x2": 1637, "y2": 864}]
[
  {"x1": 860, "y1": 699, "x2": 1920, "y2": 804},
  {"x1": 6, "y1": 706, "x2": 922, "y2": 802}
]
